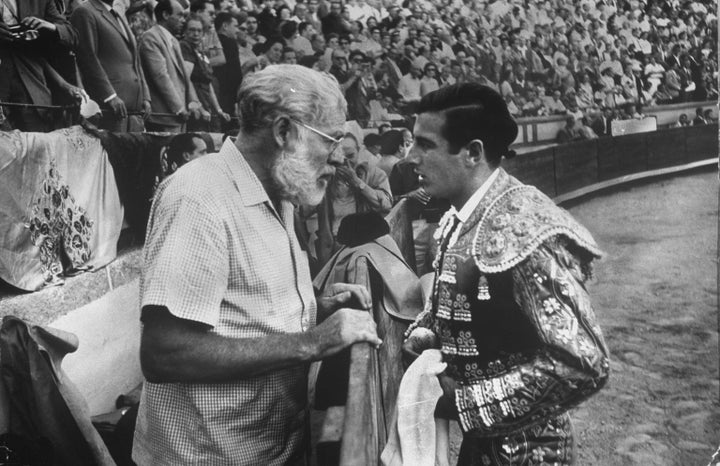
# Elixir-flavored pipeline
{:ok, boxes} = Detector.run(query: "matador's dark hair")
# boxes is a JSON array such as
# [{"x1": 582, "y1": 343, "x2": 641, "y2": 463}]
[{"x1": 417, "y1": 83, "x2": 518, "y2": 167}]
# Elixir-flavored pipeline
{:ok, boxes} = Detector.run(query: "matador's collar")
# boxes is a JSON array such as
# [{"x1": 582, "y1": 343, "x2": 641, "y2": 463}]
[{"x1": 459, "y1": 169, "x2": 603, "y2": 274}]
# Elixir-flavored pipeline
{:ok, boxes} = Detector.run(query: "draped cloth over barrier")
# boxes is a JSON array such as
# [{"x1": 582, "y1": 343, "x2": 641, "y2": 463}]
[{"x1": 0, "y1": 126, "x2": 123, "y2": 291}]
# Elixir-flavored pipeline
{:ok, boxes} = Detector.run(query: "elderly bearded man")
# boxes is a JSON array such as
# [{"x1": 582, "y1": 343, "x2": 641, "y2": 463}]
[
  {"x1": 403, "y1": 83, "x2": 609, "y2": 465},
  {"x1": 132, "y1": 65, "x2": 381, "y2": 465}
]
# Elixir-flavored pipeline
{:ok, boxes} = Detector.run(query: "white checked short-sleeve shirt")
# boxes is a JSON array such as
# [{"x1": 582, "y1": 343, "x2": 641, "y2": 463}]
[{"x1": 132, "y1": 139, "x2": 317, "y2": 465}]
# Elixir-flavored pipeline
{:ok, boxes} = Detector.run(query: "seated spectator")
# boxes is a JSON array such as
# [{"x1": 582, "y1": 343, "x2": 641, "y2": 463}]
[
  {"x1": 577, "y1": 115, "x2": 599, "y2": 139},
  {"x1": 565, "y1": 94, "x2": 584, "y2": 120},
  {"x1": 419, "y1": 62, "x2": 440, "y2": 97},
  {"x1": 693, "y1": 107, "x2": 708, "y2": 125},
  {"x1": 376, "y1": 129, "x2": 404, "y2": 176},
  {"x1": 292, "y1": 21, "x2": 315, "y2": 57},
  {"x1": 670, "y1": 113, "x2": 690, "y2": 127},
  {"x1": 624, "y1": 102, "x2": 644, "y2": 119},
  {"x1": 244, "y1": 13, "x2": 265, "y2": 48},
  {"x1": 552, "y1": 56, "x2": 576, "y2": 94},
  {"x1": 281, "y1": 47, "x2": 297, "y2": 64},
  {"x1": 703, "y1": 109, "x2": 715, "y2": 123},
  {"x1": 556, "y1": 115, "x2": 581, "y2": 143},
  {"x1": 576, "y1": 73, "x2": 595, "y2": 109},
  {"x1": 397, "y1": 59, "x2": 423, "y2": 110},
  {"x1": 505, "y1": 94, "x2": 521, "y2": 117},
  {"x1": 544, "y1": 90, "x2": 568, "y2": 114},
  {"x1": 664, "y1": 62, "x2": 683, "y2": 102},
  {"x1": 313, "y1": 132, "x2": 392, "y2": 265},
  {"x1": 653, "y1": 82, "x2": 676, "y2": 105},
  {"x1": 591, "y1": 107, "x2": 614, "y2": 137},
  {"x1": 369, "y1": 91, "x2": 404, "y2": 126},
  {"x1": 358, "y1": 132, "x2": 381, "y2": 166},
  {"x1": 521, "y1": 88, "x2": 546, "y2": 116},
  {"x1": 644, "y1": 54, "x2": 666, "y2": 95},
  {"x1": 261, "y1": 38, "x2": 285, "y2": 65}
]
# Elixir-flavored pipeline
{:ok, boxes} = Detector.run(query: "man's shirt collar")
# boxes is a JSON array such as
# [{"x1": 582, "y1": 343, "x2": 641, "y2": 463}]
[
  {"x1": 451, "y1": 168, "x2": 500, "y2": 223},
  {"x1": 220, "y1": 139, "x2": 270, "y2": 207}
]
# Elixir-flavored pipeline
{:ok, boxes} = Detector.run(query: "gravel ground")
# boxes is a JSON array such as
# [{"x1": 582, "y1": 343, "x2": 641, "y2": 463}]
[
  {"x1": 448, "y1": 169, "x2": 719, "y2": 465},
  {"x1": 569, "y1": 169, "x2": 719, "y2": 465}
]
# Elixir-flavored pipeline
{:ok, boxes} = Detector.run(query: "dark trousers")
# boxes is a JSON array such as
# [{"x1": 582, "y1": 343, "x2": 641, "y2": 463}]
[
  {"x1": 0, "y1": 59, "x2": 53, "y2": 132},
  {"x1": 456, "y1": 414, "x2": 576, "y2": 466}
]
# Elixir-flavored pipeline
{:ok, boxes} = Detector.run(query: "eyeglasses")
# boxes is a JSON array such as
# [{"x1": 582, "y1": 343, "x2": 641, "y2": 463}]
[{"x1": 290, "y1": 118, "x2": 342, "y2": 156}]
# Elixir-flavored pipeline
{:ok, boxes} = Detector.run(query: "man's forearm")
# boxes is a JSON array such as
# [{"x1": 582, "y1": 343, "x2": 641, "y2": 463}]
[
  {"x1": 141, "y1": 307, "x2": 318, "y2": 384},
  {"x1": 142, "y1": 332, "x2": 317, "y2": 384},
  {"x1": 140, "y1": 305, "x2": 379, "y2": 384},
  {"x1": 356, "y1": 183, "x2": 392, "y2": 211}
]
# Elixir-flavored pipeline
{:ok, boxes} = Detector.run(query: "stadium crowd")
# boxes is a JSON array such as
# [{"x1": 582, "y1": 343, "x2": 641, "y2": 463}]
[{"x1": 0, "y1": 0, "x2": 716, "y2": 134}]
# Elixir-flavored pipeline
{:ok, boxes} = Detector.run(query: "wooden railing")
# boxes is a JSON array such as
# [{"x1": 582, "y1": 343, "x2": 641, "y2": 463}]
[
  {"x1": 339, "y1": 199, "x2": 415, "y2": 466},
  {"x1": 336, "y1": 123, "x2": 717, "y2": 465}
]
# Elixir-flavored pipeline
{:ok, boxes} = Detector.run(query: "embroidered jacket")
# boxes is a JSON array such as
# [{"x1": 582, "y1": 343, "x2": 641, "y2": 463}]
[{"x1": 407, "y1": 168, "x2": 610, "y2": 437}]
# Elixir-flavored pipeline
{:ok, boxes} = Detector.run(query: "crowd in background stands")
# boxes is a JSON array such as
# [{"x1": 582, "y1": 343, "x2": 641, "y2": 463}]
[{"x1": 0, "y1": 0, "x2": 717, "y2": 134}]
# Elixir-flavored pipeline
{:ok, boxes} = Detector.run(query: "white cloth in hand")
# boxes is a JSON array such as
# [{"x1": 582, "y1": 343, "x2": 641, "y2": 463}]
[{"x1": 381, "y1": 349, "x2": 449, "y2": 466}]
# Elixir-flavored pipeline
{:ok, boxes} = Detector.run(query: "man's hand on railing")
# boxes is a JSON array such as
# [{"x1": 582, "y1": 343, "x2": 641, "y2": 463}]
[
  {"x1": 309, "y1": 308, "x2": 382, "y2": 360},
  {"x1": 107, "y1": 96, "x2": 128, "y2": 119},
  {"x1": 141, "y1": 100, "x2": 152, "y2": 121},
  {"x1": 316, "y1": 282, "x2": 371, "y2": 322}
]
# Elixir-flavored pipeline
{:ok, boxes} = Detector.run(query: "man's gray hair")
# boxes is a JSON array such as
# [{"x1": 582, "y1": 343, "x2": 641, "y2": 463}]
[{"x1": 236, "y1": 65, "x2": 347, "y2": 133}]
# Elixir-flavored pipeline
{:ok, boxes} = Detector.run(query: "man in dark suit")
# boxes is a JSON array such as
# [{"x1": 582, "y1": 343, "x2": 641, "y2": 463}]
[
  {"x1": 71, "y1": 0, "x2": 152, "y2": 132},
  {"x1": 591, "y1": 107, "x2": 614, "y2": 137},
  {"x1": 692, "y1": 107, "x2": 707, "y2": 125},
  {"x1": 212, "y1": 11, "x2": 241, "y2": 130},
  {"x1": 0, "y1": 0, "x2": 78, "y2": 131},
  {"x1": 139, "y1": 0, "x2": 203, "y2": 132}
]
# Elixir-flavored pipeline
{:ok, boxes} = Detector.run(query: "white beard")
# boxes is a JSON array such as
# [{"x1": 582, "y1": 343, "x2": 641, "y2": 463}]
[{"x1": 271, "y1": 144, "x2": 329, "y2": 207}]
